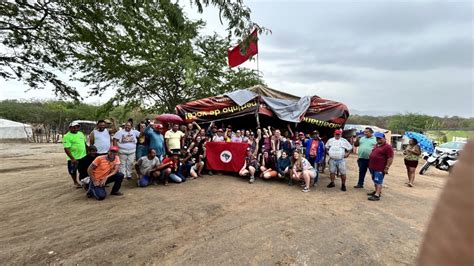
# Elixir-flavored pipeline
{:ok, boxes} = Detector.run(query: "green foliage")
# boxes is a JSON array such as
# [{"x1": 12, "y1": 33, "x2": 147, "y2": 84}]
[
  {"x1": 0, "y1": 1, "x2": 266, "y2": 112},
  {"x1": 347, "y1": 113, "x2": 474, "y2": 133}
]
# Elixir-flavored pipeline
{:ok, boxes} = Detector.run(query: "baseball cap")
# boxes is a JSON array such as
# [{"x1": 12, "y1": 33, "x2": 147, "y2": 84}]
[
  {"x1": 312, "y1": 130, "x2": 319, "y2": 134},
  {"x1": 155, "y1": 124, "x2": 164, "y2": 129},
  {"x1": 104, "y1": 119, "x2": 112, "y2": 124},
  {"x1": 374, "y1": 132, "x2": 385, "y2": 139},
  {"x1": 109, "y1": 146, "x2": 119, "y2": 152},
  {"x1": 69, "y1": 121, "x2": 80, "y2": 127},
  {"x1": 298, "y1": 132, "x2": 305, "y2": 136},
  {"x1": 217, "y1": 128, "x2": 223, "y2": 132},
  {"x1": 295, "y1": 140, "x2": 301, "y2": 144},
  {"x1": 334, "y1": 129, "x2": 343, "y2": 135}
]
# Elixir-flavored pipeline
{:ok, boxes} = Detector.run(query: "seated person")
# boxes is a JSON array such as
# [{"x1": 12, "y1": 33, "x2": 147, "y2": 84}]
[
  {"x1": 277, "y1": 150, "x2": 291, "y2": 179},
  {"x1": 86, "y1": 146, "x2": 124, "y2": 200},
  {"x1": 239, "y1": 147, "x2": 259, "y2": 184},
  {"x1": 178, "y1": 146, "x2": 192, "y2": 181},
  {"x1": 135, "y1": 148, "x2": 169, "y2": 187},
  {"x1": 189, "y1": 146, "x2": 204, "y2": 178},
  {"x1": 291, "y1": 150, "x2": 317, "y2": 193},
  {"x1": 259, "y1": 150, "x2": 278, "y2": 179},
  {"x1": 161, "y1": 151, "x2": 183, "y2": 185},
  {"x1": 77, "y1": 145, "x2": 98, "y2": 187}
]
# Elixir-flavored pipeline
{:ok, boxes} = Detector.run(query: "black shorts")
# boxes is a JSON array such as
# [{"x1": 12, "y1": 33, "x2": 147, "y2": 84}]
[{"x1": 404, "y1": 159, "x2": 418, "y2": 168}]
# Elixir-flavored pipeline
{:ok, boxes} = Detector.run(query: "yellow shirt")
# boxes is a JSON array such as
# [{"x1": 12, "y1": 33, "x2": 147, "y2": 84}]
[{"x1": 165, "y1": 130, "x2": 185, "y2": 150}]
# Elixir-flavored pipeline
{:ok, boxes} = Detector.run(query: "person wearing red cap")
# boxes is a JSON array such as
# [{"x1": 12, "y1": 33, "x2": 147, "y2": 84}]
[
  {"x1": 86, "y1": 146, "x2": 124, "y2": 200},
  {"x1": 326, "y1": 129, "x2": 352, "y2": 191},
  {"x1": 145, "y1": 123, "x2": 166, "y2": 160}
]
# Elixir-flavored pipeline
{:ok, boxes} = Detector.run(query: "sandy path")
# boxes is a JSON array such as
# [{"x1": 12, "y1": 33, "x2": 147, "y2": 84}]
[{"x1": 0, "y1": 143, "x2": 447, "y2": 265}]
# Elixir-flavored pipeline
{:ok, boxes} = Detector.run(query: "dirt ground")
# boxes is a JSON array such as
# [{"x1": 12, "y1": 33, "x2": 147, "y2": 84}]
[{"x1": 0, "y1": 143, "x2": 448, "y2": 265}]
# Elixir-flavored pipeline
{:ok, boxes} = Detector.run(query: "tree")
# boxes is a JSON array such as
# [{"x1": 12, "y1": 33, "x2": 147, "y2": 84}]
[{"x1": 1, "y1": 1, "x2": 266, "y2": 111}]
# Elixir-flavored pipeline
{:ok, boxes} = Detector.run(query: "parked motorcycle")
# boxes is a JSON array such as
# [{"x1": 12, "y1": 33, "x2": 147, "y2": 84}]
[{"x1": 419, "y1": 150, "x2": 459, "y2": 175}]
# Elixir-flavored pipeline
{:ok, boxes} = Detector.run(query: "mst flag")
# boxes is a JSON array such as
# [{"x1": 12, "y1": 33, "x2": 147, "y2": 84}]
[
  {"x1": 206, "y1": 142, "x2": 249, "y2": 172},
  {"x1": 227, "y1": 29, "x2": 258, "y2": 68}
]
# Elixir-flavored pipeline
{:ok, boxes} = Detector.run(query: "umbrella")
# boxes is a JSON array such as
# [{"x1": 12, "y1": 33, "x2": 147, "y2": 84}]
[
  {"x1": 404, "y1": 131, "x2": 434, "y2": 154},
  {"x1": 155, "y1": 114, "x2": 184, "y2": 124}
]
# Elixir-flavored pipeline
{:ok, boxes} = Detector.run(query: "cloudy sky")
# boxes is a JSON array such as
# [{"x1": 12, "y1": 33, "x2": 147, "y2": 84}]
[{"x1": 1, "y1": 0, "x2": 473, "y2": 117}]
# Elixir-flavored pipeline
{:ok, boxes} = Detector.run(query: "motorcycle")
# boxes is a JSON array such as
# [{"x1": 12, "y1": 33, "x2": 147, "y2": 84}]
[{"x1": 419, "y1": 150, "x2": 459, "y2": 175}]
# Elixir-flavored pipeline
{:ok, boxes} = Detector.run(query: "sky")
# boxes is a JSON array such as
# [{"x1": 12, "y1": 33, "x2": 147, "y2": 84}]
[{"x1": 0, "y1": 0, "x2": 473, "y2": 117}]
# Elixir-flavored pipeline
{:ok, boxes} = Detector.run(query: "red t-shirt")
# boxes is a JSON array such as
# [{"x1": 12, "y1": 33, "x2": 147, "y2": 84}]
[
  {"x1": 162, "y1": 157, "x2": 178, "y2": 171},
  {"x1": 369, "y1": 143, "x2": 394, "y2": 172}
]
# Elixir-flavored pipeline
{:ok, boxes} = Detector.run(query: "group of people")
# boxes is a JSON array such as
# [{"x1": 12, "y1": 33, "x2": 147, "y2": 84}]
[{"x1": 63, "y1": 119, "x2": 422, "y2": 202}]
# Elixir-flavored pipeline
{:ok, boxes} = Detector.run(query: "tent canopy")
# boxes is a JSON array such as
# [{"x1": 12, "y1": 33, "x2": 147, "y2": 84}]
[
  {"x1": 0, "y1": 118, "x2": 33, "y2": 140},
  {"x1": 175, "y1": 85, "x2": 349, "y2": 130}
]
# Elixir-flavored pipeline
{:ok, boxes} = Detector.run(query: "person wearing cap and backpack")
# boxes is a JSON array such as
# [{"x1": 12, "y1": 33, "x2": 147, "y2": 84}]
[
  {"x1": 367, "y1": 132, "x2": 394, "y2": 201},
  {"x1": 86, "y1": 146, "x2": 124, "y2": 200},
  {"x1": 326, "y1": 129, "x2": 352, "y2": 191},
  {"x1": 63, "y1": 121, "x2": 88, "y2": 188}
]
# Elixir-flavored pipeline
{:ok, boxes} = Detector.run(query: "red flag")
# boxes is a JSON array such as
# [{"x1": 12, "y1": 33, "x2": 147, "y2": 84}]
[
  {"x1": 227, "y1": 29, "x2": 258, "y2": 68},
  {"x1": 205, "y1": 142, "x2": 249, "y2": 172}
]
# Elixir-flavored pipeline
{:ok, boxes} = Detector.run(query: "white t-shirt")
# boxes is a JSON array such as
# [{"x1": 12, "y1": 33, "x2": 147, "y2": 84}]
[
  {"x1": 165, "y1": 130, "x2": 185, "y2": 150},
  {"x1": 113, "y1": 129, "x2": 140, "y2": 150},
  {"x1": 92, "y1": 129, "x2": 110, "y2": 154},
  {"x1": 137, "y1": 156, "x2": 160, "y2": 176},
  {"x1": 326, "y1": 137, "x2": 352, "y2": 160},
  {"x1": 213, "y1": 135, "x2": 225, "y2": 142},
  {"x1": 301, "y1": 158, "x2": 314, "y2": 170}
]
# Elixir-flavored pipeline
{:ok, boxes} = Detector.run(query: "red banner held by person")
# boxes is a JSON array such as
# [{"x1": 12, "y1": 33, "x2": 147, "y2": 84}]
[
  {"x1": 227, "y1": 29, "x2": 258, "y2": 68},
  {"x1": 205, "y1": 142, "x2": 249, "y2": 172}
]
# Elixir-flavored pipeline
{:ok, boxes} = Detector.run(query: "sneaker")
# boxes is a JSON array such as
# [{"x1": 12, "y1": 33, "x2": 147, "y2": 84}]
[
  {"x1": 368, "y1": 195, "x2": 380, "y2": 201},
  {"x1": 302, "y1": 186, "x2": 310, "y2": 193},
  {"x1": 249, "y1": 176, "x2": 255, "y2": 184},
  {"x1": 341, "y1": 185, "x2": 347, "y2": 191},
  {"x1": 353, "y1": 185, "x2": 363, "y2": 188},
  {"x1": 111, "y1": 192, "x2": 123, "y2": 196},
  {"x1": 208, "y1": 170, "x2": 213, "y2": 176},
  {"x1": 367, "y1": 191, "x2": 376, "y2": 196},
  {"x1": 327, "y1": 182, "x2": 335, "y2": 188}
]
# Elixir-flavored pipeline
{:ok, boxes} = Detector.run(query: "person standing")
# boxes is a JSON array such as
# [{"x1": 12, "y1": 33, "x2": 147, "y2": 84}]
[
  {"x1": 89, "y1": 120, "x2": 111, "y2": 155},
  {"x1": 135, "y1": 121, "x2": 148, "y2": 160},
  {"x1": 212, "y1": 128, "x2": 225, "y2": 142},
  {"x1": 86, "y1": 146, "x2": 124, "y2": 200},
  {"x1": 113, "y1": 122, "x2": 142, "y2": 179},
  {"x1": 63, "y1": 121, "x2": 87, "y2": 188},
  {"x1": 165, "y1": 124, "x2": 185, "y2": 154},
  {"x1": 303, "y1": 130, "x2": 325, "y2": 185},
  {"x1": 353, "y1": 127, "x2": 377, "y2": 188},
  {"x1": 403, "y1": 138, "x2": 421, "y2": 187},
  {"x1": 326, "y1": 129, "x2": 352, "y2": 191},
  {"x1": 145, "y1": 123, "x2": 166, "y2": 160},
  {"x1": 367, "y1": 132, "x2": 394, "y2": 201}
]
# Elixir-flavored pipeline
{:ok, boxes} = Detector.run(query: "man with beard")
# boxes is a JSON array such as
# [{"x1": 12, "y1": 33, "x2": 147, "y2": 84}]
[
  {"x1": 86, "y1": 146, "x2": 124, "y2": 200},
  {"x1": 89, "y1": 120, "x2": 111, "y2": 155}
]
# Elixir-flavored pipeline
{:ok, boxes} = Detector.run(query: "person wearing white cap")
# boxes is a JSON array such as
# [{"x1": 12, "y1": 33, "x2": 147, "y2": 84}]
[
  {"x1": 63, "y1": 121, "x2": 87, "y2": 188},
  {"x1": 326, "y1": 129, "x2": 352, "y2": 191}
]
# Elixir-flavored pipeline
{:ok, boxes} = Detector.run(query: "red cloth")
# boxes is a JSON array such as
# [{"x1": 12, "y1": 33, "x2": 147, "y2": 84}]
[
  {"x1": 227, "y1": 29, "x2": 258, "y2": 68},
  {"x1": 206, "y1": 142, "x2": 249, "y2": 172},
  {"x1": 369, "y1": 143, "x2": 394, "y2": 172}
]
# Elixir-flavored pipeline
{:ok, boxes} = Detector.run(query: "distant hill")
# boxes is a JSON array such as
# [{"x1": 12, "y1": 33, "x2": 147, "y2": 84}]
[{"x1": 349, "y1": 109, "x2": 397, "y2": 116}]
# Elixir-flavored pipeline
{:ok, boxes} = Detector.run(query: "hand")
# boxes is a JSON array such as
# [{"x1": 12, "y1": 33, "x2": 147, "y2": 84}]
[
  {"x1": 71, "y1": 159, "x2": 78, "y2": 165},
  {"x1": 384, "y1": 167, "x2": 389, "y2": 174}
]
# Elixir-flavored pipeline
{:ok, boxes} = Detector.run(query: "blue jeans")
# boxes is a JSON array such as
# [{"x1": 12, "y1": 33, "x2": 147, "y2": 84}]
[
  {"x1": 357, "y1": 158, "x2": 370, "y2": 186},
  {"x1": 87, "y1": 172, "x2": 124, "y2": 201},
  {"x1": 136, "y1": 145, "x2": 148, "y2": 160}
]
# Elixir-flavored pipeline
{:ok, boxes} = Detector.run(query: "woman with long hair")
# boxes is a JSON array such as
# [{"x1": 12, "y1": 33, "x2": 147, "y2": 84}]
[
  {"x1": 403, "y1": 138, "x2": 421, "y2": 187},
  {"x1": 291, "y1": 150, "x2": 317, "y2": 192},
  {"x1": 259, "y1": 150, "x2": 278, "y2": 179}
]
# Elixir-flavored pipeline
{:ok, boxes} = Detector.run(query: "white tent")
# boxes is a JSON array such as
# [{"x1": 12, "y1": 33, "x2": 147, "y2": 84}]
[{"x1": 0, "y1": 118, "x2": 33, "y2": 141}]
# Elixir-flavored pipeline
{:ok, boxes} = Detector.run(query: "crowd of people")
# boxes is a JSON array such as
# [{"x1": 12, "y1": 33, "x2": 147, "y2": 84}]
[{"x1": 62, "y1": 119, "x2": 421, "y2": 201}]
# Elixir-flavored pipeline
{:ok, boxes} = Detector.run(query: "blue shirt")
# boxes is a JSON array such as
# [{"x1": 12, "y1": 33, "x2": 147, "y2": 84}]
[{"x1": 145, "y1": 127, "x2": 165, "y2": 156}]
